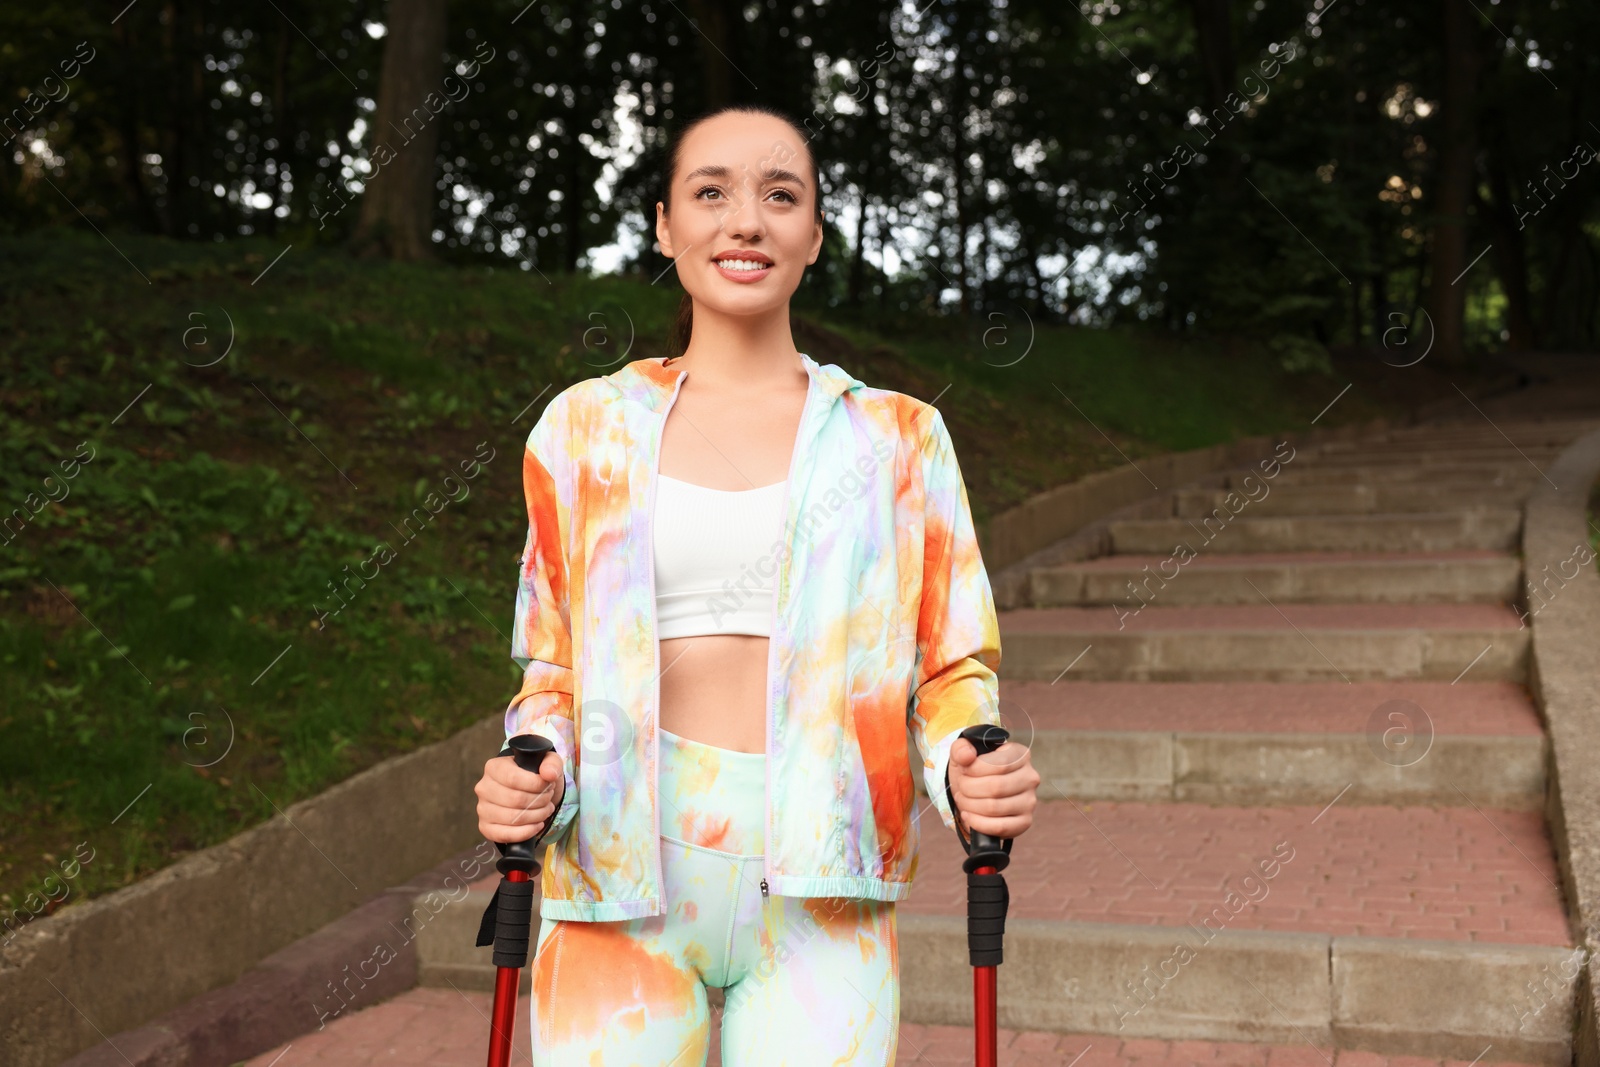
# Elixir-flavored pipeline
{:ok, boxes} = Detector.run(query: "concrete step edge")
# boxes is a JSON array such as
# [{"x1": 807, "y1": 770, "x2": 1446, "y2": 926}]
[
  {"x1": 992, "y1": 729, "x2": 1547, "y2": 808},
  {"x1": 412, "y1": 902, "x2": 1577, "y2": 1065},
  {"x1": 1001, "y1": 629, "x2": 1528, "y2": 682},
  {"x1": 1030, "y1": 556, "x2": 1521, "y2": 606},
  {"x1": 895, "y1": 916, "x2": 1576, "y2": 1065}
]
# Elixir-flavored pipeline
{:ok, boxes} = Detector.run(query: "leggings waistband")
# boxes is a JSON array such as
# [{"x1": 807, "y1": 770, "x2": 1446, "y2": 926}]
[{"x1": 658, "y1": 727, "x2": 766, "y2": 858}]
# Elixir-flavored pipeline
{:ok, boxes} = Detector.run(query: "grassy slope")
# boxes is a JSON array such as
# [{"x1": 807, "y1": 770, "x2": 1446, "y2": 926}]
[{"x1": 0, "y1": 229, "x2": 1499, "y2": 927}]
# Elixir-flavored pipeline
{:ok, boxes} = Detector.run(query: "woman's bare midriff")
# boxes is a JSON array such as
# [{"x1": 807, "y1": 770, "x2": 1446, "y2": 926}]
[{"x1": 658, "y1": 634, "x2": 770, "y2": 753}]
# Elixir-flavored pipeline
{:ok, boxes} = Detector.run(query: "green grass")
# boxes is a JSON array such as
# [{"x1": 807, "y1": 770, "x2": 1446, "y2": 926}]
[{"x1": 0, "y1": 227, "x2": 1492, "y2": 931}]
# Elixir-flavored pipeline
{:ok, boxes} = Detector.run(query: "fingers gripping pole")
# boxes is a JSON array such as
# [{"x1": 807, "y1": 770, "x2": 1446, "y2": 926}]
[{"x1": 476, "y1": 733, "x2": 562, "y2": 1067}]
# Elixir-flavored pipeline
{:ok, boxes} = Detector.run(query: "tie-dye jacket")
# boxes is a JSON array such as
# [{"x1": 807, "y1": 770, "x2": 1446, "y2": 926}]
[{"x1": 504, "y1": 352, "x2": 1002, "y2": 921}]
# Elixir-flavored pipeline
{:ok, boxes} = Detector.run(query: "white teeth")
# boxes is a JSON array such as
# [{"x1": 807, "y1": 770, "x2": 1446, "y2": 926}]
[{"x1": 717, "y1": 259, "x2": 769, "y2": 271}]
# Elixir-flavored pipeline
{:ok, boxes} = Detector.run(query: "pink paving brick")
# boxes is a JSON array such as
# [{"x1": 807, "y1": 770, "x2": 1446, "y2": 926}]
[
  {"x1": 996, "y1": 680, "x2": 1544, "y2": 736},
  {"x1": 238, "y1": 987, "x2": 1544, "y2": 1066},
  {"x1": 1001, "y1": 603, "x2": 1525, "y2": 633},
  {"x1": 1071, "y1": 550, "x2": 1513, "y2": 570},
  {"x1": 903, "y1": 800, "x2": 1572, "y2": 946}
]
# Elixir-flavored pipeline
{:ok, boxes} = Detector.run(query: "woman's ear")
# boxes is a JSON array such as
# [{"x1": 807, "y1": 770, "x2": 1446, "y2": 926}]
[
  {"x1": 655, "y1": 201, "x2": 677, "y2": 259},
  {"x1": 807, "y1": 215, "x2": 824, "y2": 265}
]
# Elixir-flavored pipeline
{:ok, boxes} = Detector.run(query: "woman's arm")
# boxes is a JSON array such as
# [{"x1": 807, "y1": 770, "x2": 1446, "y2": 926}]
[
  {"x1": 908, "y1": 405, "x2": 1039, "y2": 839},
  {"x1": 907, "y1": 405, "x2": 1006, "y2": 834},
  {"x1": 490, "y1": 394, "x2": 580, "y2": 846}
]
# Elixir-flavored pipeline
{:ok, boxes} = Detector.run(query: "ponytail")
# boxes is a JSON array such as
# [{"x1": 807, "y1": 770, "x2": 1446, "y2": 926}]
[{"x1": 667, "y1": 293, "x2": 694, "y2": 361}]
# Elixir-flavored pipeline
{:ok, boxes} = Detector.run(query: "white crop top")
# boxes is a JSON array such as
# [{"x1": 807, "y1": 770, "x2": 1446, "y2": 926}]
[{"x1": 653, "y1": 473, "x2": 786, "y2": 639}]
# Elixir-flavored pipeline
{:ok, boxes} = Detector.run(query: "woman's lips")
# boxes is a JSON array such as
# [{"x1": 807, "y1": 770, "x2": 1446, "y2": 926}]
[{"x1": 713, "y1": 259, "x2": 774, "y2": 283}]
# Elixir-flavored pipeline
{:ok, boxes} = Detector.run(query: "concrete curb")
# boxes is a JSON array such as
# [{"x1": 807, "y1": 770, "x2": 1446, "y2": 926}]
[
  {"x1": 0, "y1": 714, "x2": 502, "y2": 1067},
  {"x1": 55, "y1": 844, "x2": 497, "y2": 1067},
  {"x1": 1523, "y1": 420, "x2": 1600, "y2": 1067}
]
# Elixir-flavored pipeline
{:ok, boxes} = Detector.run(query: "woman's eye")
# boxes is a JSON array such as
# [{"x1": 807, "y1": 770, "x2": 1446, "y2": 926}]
[{"x1": 693, "y1": 186, "x2": 797, "y2": 204}]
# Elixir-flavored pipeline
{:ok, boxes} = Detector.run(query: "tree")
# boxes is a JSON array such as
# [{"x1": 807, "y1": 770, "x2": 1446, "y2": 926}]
[
  {"x1": 354, "y1": 0, "x2": 449, "y2": 260},
  {"x1": 1421, "y1": 0, "x2": 1485, "y2": 363}
]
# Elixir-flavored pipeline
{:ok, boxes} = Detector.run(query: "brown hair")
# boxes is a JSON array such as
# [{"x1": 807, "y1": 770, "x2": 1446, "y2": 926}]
[{"x1": 658, "y1": 104, "x2": 824, "y2": 360}]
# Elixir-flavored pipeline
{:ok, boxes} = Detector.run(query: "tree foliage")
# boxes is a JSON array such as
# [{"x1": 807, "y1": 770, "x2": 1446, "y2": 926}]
[{"x1": 2, "y1": 0, "x2": 1596, "y2": 352}]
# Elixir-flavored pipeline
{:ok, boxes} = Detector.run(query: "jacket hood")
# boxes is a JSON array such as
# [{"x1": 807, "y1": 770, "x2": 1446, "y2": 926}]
[{"x1": 601, "y1": 353, "x2": 864, "y2": 413}]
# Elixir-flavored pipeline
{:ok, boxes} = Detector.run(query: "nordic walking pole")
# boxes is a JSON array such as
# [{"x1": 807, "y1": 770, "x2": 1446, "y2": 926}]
[
  {"x1": 944, "y1": 723, "x2": 1014, "y2": 1067},
  {"x1": 475, "y1": 733, "x2": 560, "y2": 1067}
]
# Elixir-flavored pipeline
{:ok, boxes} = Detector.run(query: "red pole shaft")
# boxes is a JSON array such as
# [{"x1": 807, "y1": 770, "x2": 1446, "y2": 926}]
[
  {"x1": 974, "y1": 863, "x2": 998, "y2": 1067},
  {"x1": 486, "y1": 869, "x2": 532, "y2": 1067}
]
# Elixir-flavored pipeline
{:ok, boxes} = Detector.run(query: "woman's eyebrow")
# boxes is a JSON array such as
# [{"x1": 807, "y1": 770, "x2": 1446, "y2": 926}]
[{"x1": 681, "y1": 163, "x2": 807, "y2": 188}]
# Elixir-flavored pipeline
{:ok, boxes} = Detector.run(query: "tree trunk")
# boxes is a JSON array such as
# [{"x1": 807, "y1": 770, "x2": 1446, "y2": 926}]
[
  {"x1": 950, "y1": 39, "x2": 971, "y2": 319},
  {"x1": 1186, "y1": 0, "x2": 1238, "y2": 192},
  {"x1": 1474, "y1": 175, "x2": 1537, "y2": 350},
  {"x1": 1187, "y1": 0, "x2": 1236, "y2": 114},
  {"x1": 267, "y1": 20, "x2": 292, "y2": 235},
  {"x1": 1422, "y1": 0, "x2": 1483, "y2": 363},
  {"x1": 354, "y1": 0, "x2": 448, "y2": 261},
  {"x1": 848, "y1": 150, "x2": 875, "y2": 308},
  {"x1": 110, "y1": 17, "x2": 161, "y2": 233},
  {"x1": 684, "y1": 0, "x2": 738, "y2": 110}
]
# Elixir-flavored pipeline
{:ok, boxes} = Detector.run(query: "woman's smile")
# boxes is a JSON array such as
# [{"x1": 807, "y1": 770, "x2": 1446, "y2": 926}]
[{"x1": 713, "y1": 250, "x2": 774, "y2": 283}]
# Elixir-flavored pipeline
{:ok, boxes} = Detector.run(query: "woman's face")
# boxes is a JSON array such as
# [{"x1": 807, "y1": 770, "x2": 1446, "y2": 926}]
[{"x1": 655, "y1": 112, "x2": 823, "y2": 322}]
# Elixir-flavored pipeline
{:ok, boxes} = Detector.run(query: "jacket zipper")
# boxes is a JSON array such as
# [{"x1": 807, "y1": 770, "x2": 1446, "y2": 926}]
[
  {"x1": 652, "y1": 367, "x2": 688, "y2": 915},
  {"x1": 763, "y1": 360, "x2": 817, "y2": 904}
]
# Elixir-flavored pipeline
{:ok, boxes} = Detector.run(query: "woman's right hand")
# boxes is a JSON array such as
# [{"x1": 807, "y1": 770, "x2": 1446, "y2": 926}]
[{"x1": 476, "y1": 750, "x2": 566, "y2": 843}]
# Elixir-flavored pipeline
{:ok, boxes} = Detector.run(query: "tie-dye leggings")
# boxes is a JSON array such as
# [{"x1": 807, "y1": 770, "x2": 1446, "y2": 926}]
[{"x1": 529, "y1": 726, "x2": 901, "y2": 1066}]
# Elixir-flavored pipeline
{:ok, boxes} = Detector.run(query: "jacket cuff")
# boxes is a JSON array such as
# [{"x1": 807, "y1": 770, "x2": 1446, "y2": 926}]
[{"x1": 923, "y1": 730, "x2": 962, "y2": 834}]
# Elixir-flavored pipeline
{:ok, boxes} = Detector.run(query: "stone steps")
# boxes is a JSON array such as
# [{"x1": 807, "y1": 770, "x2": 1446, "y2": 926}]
[
  {"x1": 1031, "y1": 550, "x2": 1522, "y2": 606},
  {"x1": 897, "y1": 798, "x2": 1576, "y2": 1064},
  {"x1": 1018, "y1": 727, "x2": 1543, "y2": 808},
  {"x1": 1175, "y1": 484, "x2": 1533, "y2": 517},
  {"x1": 969, "y1": 418, "x2": 1580, "y2": 1062},
  {"x1": 1246, "y1": 465, "x2": 1535, "y2": 487},
  {"x1": 1107, "y1": 509, "x2": 1522, "y2": 554},
  {"x1": 1296, "y1": 447, "x2": 1562, "y2": 465},
  {"x1": 998, "y1": 603, "x2": 1527, "y2": 682},
  {"x1": 402, "y1": 418, "x2": 1581, "y2": 1067},
  {"x1": 413, "y1": 795, "x2": 1577, "y2": 1064},
  {"x1": 979, "y1": 680, "x2": 1544, "y2": 806}
]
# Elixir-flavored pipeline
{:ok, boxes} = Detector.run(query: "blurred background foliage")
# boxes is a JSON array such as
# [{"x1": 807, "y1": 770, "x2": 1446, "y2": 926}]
[{"x1": 3, "y1": 0, "x2": 1596, "y2": 351}]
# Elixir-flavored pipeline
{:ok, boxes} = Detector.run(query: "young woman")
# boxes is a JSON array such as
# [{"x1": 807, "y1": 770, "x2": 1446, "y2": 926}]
[{"x1": 473, "y1": 103, "x2": 1039, "y2": 1066}]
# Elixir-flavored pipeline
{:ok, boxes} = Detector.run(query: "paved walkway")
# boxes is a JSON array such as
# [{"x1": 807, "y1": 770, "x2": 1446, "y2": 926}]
[{"x1": 241, "y1": 987, "x2": 1533, "y2": 1066}]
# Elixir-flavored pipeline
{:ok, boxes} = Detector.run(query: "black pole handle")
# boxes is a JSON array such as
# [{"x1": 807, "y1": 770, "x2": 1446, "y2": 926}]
[
  {"x1": 495, "y1": 733, "x2": 559, "y2": 875},
  {"x1": 945, "y1": 723, "x2": 1013, "y2": 970},
  {"x1": 475, "y1": 733, "x2": 562, "y2": 967},
  {"x1": 944, "y1": 723, "x2": 1014, "y2": 874}
]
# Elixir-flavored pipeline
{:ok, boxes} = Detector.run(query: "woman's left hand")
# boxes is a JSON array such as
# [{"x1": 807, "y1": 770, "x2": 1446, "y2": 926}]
[{"x1": 948, "y1": 737, "x2": 1040, "y2": 839}]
